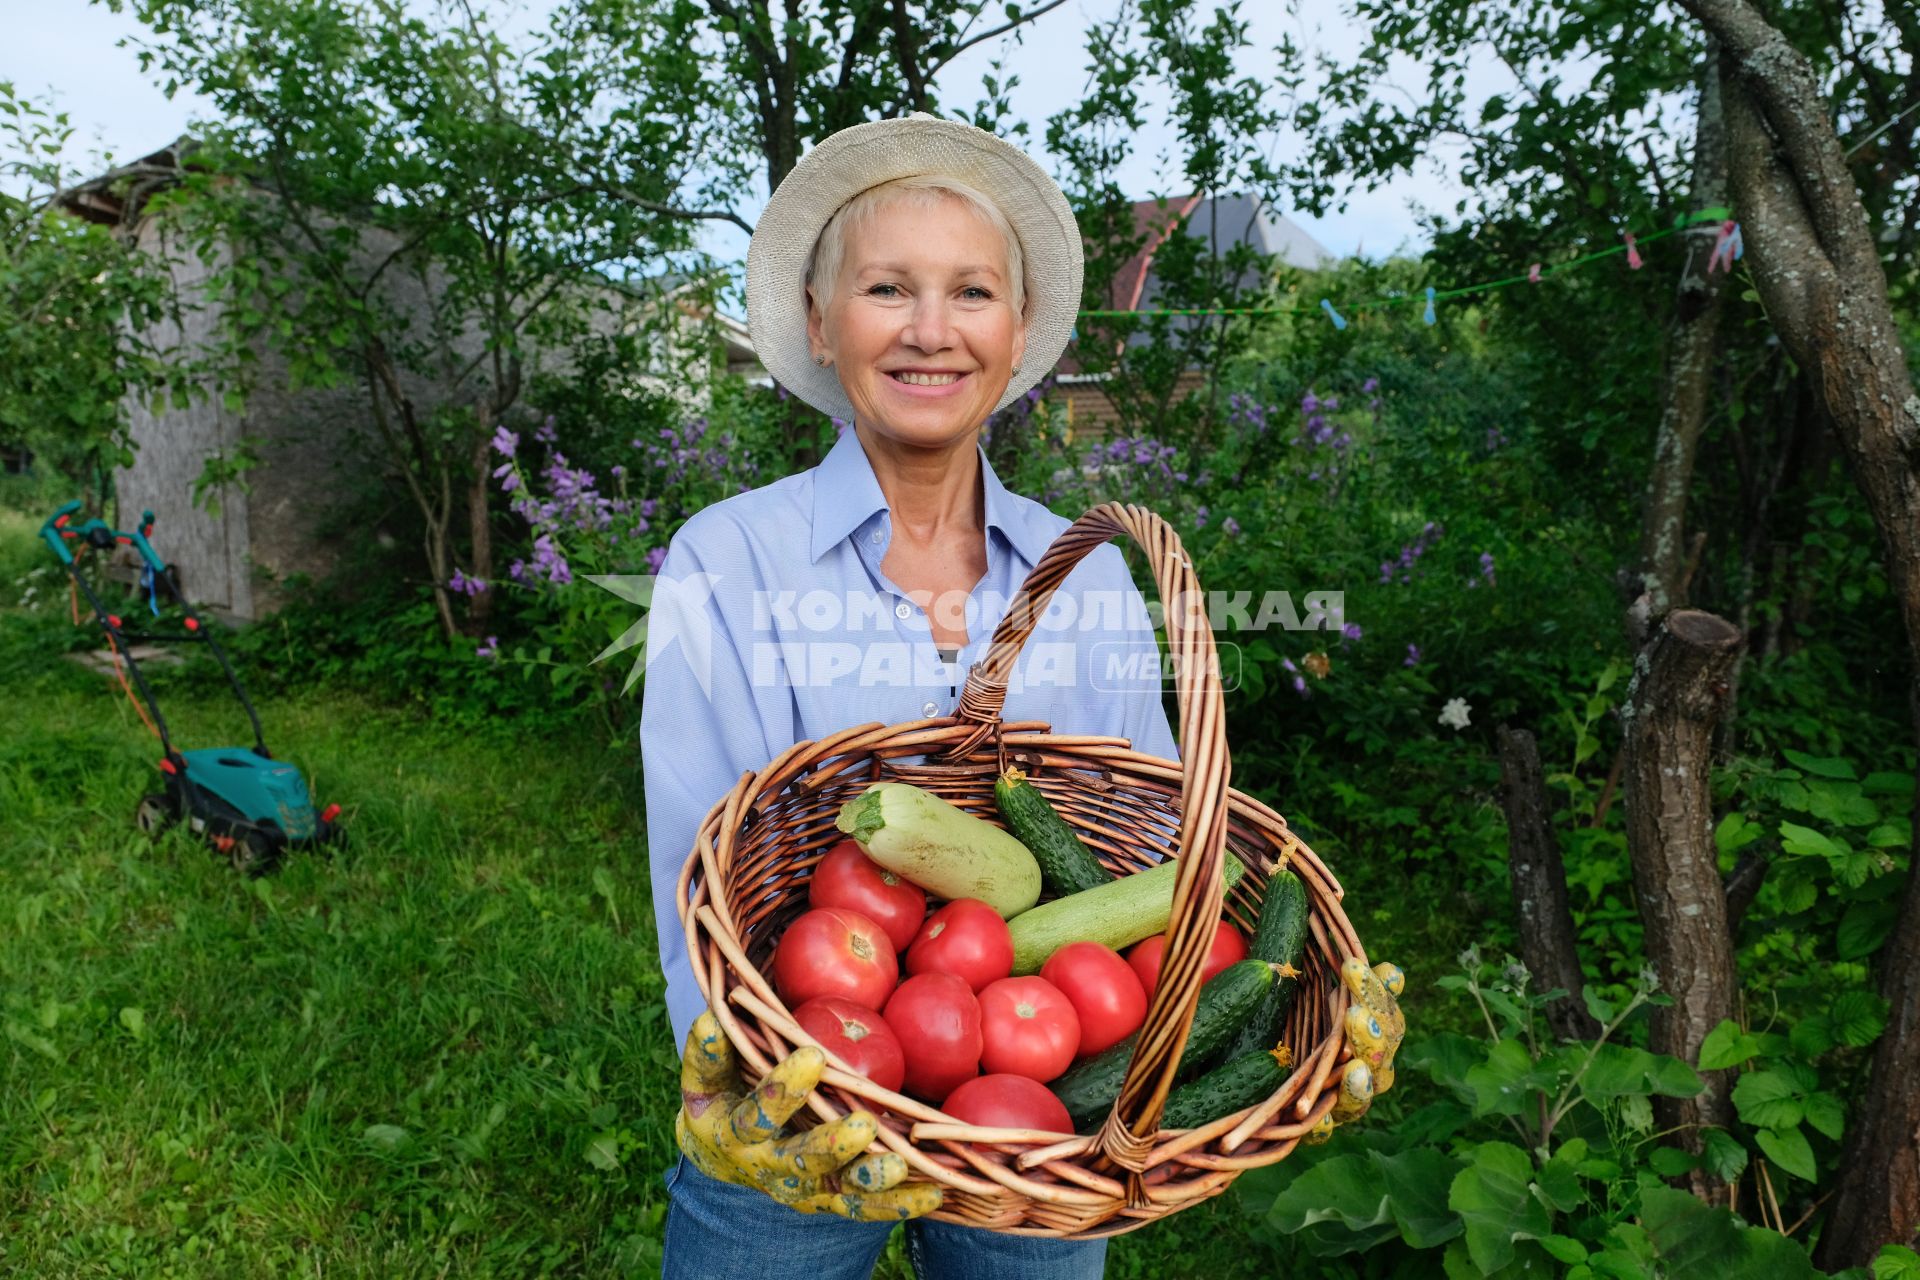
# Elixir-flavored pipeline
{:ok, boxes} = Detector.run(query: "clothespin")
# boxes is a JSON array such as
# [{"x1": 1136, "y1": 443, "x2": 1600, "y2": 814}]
[
  {"x1": 1423, "y1": 286, "x2": 1436, "y2": 325},
  {"x1": 1528, "y1": 263, "x2": 1542, "y2": 284},
  {"x1": 1623, "y1": 230, "x2": 1644, "y2": 270},
  {"x1": 1319, "y1": 299, "x2": 1348, "y2": 331},
  {"x1": 1707, "y1": 219, "x2": 1738, "y2": 273}
]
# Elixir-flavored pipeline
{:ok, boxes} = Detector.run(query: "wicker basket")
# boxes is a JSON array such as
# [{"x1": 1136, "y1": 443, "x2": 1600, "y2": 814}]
[{"x1": 677, "y1": 503, "x2": 1369, "y2": 1238}]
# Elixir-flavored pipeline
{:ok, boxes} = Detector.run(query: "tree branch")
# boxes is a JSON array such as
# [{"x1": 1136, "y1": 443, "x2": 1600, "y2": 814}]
[{"x1": 925, "y1": 0, "x2": 1072, "y2": 78}]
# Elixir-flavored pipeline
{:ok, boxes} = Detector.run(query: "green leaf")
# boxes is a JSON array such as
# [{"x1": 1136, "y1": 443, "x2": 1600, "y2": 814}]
[
  {"x1": 1778, "y1": 821, "x2": 1842, "y2": 858},
  {"x1": 1580, "y1": 1043, "x2": 1703, "y2": 1101},
  {"x1": 1790, "y1": 1014, "x2": 1835, "y2": 1058},
  {"x1": 1873, "y1": 1243, "x2": 1920, "y2": 1279},
  {"x1": 1838, "y1": 900, "x2": 1900, "y2": 960},
  {"x1": 1448, "y1": 1142, "x2": 1551, "y2": 1275},
  {"x1": 1466, "y1": 1038, "x2": 1560, "y2": 1117},
  {"x1": 1618, "y1": 1093, "x2": 1653, "y2": 1133},
  {"x1": 1732, "y1": 1070, "x2": 1804, "y2": 1129},
  {"x1": 1756, "y1": 1126, "x2": 1817, "y2": 1181},
  {"x1": 1831, "y1": 991, "x2": 1890, "y2": 1048},
  {"x1": 1583, "y1": 987, "x2": 1615, "y2": 1026},
  {"x1": 1714, "y1": 812, "x2": 1764, "y2": 857},
  {"x1": 1803, "y1": 1092, "x2": 1845, "y2": 1141},
  {"x1": 1266, "y1": 1152, "x2": 1400, "y2": 1256},
  {"x1": 1638, "y1": 1186, "x2": 1820, "y2": 1277},
  {"x1": 1375, "y1": 1148, "x2": 1466, "y2": 1249},
  {"x1": 1405, "y1": 1032, "x2": 1491, "y2": 1104},
  {"x1": 1806, "y1": 782, "x2": 1880, "y2": 828},
  {"x1": 1534, "y1": 1153, "x2": 1584, "y2": 1213},
  {"x1": 1649, "y1": 1146, "x2": 1698, "y2": 1177},
  {"x1": 118, "y1": 1006, "x2": 146, "y2": 1040},
  {"x1": 1862, "y1": 772, "x2": 1913, "y2": 795},
  {"x1": 1540, "y1": 1234, "x2": 1589, "y2": 1264},
  {"x1": 1704, "y1": 1128, "x2": 1749, "y2": 1182},
  {"x1": 584, "y1": 1131, "x2": 622, "y2": 1170},
  {"x1": 1698, "y1": 1019, "x2": 1761, "y2": 1070},
  {"x1": 1782, "y1": 749, "x2": 1856, "y2": 780}
]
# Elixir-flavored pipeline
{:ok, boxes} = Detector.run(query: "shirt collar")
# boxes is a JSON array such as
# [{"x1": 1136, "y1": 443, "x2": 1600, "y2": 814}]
[{"x1": 809, "y1": 427, "x2": 1053, "y2": 568}]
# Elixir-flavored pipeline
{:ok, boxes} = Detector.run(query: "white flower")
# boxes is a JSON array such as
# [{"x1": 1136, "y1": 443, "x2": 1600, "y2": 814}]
[{"x1": 1438, "y1": 697, "x2": 1472, "y2": 731}]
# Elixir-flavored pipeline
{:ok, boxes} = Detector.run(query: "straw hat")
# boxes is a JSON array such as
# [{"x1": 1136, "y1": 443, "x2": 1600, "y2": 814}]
[{"x1": 745, "y1": 112, "x2": 1083, "y2": 422}]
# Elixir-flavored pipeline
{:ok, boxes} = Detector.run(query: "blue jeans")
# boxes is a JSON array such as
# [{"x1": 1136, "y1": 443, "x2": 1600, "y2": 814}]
[{"x1": 661, "y1": 1156, "x2": 1108, "y2": 1280}]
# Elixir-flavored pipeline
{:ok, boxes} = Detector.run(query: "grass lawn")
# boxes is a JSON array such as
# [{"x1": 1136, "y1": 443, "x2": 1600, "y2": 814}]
[{"x1": 0, "y1": 584, "x2": 1301, "y2": 1277}]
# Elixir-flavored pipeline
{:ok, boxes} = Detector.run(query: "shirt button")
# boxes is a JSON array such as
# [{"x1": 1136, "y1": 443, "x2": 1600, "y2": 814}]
[
  {"x1": 922, "y1": 700, "x2": 940, "y2": 717},
  {"x1": 895, "y1": 601, "x2": 912, "y2": 620},
  {"x1": 870, "y1": 530, "x2": 883, "y2": 544}
]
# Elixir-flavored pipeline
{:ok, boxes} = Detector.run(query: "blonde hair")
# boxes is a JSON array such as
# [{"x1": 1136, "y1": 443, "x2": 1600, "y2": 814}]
[{"x1": 805, "y1": 175, "x2": 1027, "y2": 321}]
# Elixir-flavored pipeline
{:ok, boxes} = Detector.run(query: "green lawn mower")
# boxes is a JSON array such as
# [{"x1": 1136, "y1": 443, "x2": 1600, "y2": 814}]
[{"x1": 41, "y1": 500, "x2": 346, "y2": 874}]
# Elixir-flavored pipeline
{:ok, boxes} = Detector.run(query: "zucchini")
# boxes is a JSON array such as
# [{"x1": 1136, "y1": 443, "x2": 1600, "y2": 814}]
[
  {"x1": 1050, "y1": 958, "x2": 1277, "y2": 1128},
  {"x1": 1161, "y1": 1047, "x2": 1294, "y2": 1129},
  {"x1": 1220, "y1": 868, "x2": 1310, "y2": 1061},
  {"x1": 1008, "y1": 855, "x2": 1247, "y2": 975},
  {"x1": 994, "y1": 768, "x2": 1113, "y2": 896},
  {"x1": 835, "y1": 783, "x2": 1042, "y2": 918}
]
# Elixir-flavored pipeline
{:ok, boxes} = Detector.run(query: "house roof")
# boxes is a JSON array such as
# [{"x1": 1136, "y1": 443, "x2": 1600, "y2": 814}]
[
  {"x1": 1062, "y1": 193, "x2": 1331, "y2": 373},
  {"x1": 55, "y1": 136, "x2": 201, "y2": 228}
]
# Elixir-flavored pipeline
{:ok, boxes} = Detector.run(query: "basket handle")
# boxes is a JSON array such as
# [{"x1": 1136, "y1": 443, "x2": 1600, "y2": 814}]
[{"x1": 946, "y1": 502, "x2": 1231, "y2": 1176}]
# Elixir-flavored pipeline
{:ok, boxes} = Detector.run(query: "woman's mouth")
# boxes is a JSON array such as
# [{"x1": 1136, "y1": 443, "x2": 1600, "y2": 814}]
[{"x1": 886, "y1": 370, "x2": 971, "y2": 396}]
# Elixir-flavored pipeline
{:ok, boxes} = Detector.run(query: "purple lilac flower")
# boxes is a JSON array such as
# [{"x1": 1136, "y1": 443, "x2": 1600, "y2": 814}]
[
  {"x1": 1291, "y1": 675, "x2": 1310, "y2": 698},
  {"x1": 1479, "y1": 551, "x2": 1497, "y2": 585},
  {"x1": 1385, "y1": 522, "x2": 1446, "y2": 584},
  {"x1": 1302, "y1": 391, "x2": 1320, "y2": 414},
  {"x1": 1362, "y1": 377, "x2": 1379, "y2": 394},
  {"x1": 646, "y1": 545, "x2": 668, "y2": 573},
  {"x1": 1223, "y1": 516, "x2": 1241, "y2": 536},
  {"x1": 529, "y1": 533, "x2": 572, "y2": 585},
  {"x1": 1281, "y1": 656, "x2": 1298, "y2": 673},
  {"x1": 1195, "y1": 506, "x2": 1210, "y2": 530},
  {"x1": 535, "y1": 416, "x2": 557, "y2": 445},
  {"x1": 476, "y1": 635, "x2": 500, "y2": 660},
  {"x1": 1405, "y1": 644, "x2": 1421, "y2": 667},
  {"x1": 1341, "y1": 622, "x2": 1362, "y2": 643},
  {"x1": 491, "y1": 426, "x2": 518, "y2": 457},
  {"x1": 448, "y1": 569, "x2": 488, "y2": 597}
]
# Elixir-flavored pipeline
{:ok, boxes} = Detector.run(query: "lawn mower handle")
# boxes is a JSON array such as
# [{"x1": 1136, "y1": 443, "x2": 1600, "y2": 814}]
[{"x1": 41, "y1": 502, "x2": 167, "y2": 572}]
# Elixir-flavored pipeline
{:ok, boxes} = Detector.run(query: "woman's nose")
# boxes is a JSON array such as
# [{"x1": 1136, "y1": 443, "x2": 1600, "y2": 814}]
[{"x1": 899, "y1": 295, "x2": 955, "y2": 351}]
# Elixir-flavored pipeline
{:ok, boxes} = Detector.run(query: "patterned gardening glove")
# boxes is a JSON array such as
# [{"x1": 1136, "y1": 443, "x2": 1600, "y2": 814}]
[
  {"x1": 1305, "y1": 959, "x2": 1406, "y2": 1143},
  {"x1": 675, "y1": 1010, "x2": 943, "y2": 1221}
]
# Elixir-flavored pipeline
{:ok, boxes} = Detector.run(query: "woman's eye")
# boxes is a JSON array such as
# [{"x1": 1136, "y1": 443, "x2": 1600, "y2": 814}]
[
  {"x1": 962, "y1": 286, "x2": 994, "y2": 300},
  {"x1": 867, "y1": 283, "x2": 901, "y2": 298}
]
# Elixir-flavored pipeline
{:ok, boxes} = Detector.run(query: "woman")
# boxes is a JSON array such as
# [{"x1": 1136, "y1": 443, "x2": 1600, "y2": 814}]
[{"x1": 642, "y1": 113, "x2": 1399, "y2": 1279}]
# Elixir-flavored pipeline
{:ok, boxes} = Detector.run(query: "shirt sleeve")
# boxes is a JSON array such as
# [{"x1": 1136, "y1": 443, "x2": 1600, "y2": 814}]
[{"x1": 640, "y1": 515, "x2": 794, "y2": 1053}]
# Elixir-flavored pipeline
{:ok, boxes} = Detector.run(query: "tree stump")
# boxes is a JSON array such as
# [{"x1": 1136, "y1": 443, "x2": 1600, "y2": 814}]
[{"x1": 1622, "y1": 608, "x2": 1743, "y2": 1202}]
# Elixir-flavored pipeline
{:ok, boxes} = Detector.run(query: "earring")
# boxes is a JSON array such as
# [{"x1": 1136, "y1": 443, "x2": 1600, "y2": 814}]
[
  {"x1": 1011, "y1": 363, "x2": 1022, "y2": 375},
  {"x1": 814, "y1": 354, "x2": 828, "y2": 367}
]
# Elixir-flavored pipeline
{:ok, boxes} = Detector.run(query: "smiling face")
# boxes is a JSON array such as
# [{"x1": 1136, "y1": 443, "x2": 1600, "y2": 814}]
[{"x1": 806, "y1": 192, "x2": 1027, "y2": 449}]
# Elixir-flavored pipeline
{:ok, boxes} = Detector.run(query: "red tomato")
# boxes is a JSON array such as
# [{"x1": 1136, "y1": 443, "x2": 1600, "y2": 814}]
[
  {"x1": 773, "y1": 907, "x2": 898, "y2": 1012},
  {"x1": 942, "y1": 1074, "x2": 1073, "y2": 1134},
  {"x1": 882, "y1": 973, "x2": 983, "y2": 1101},
  {"x1": 978, "y1": 977, "x2": 1080, "y2": 1081},
  {"x1": 1127, "y1": 922, "x2": 1248, "y2": 1001},
  {"x1": 793, "y1": 997, "x2": 906, "y2": 1093},
  {"x1": 906, "y1": 899, "x2": 1013, "y2": 993},
  {"x1": 809, "y1": 839, "x2": 927, "y2": 952},
  {"x1": 1040, "y1": 941, "x2": 1148, "y2": 1056}
]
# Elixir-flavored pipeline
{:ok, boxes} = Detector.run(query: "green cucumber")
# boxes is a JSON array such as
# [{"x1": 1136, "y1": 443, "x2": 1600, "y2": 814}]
[
  {"x1": 1160, "y1": 1048, "x2": 1295, "y2": 1129},
  {"x1": 994, "y1": 768, "x2": 1114, "y2": 896},
  {"x1": 836, "y1": 782, "x2": 1042, "y2": 918},
  {"x1": 1220, "y1": 867, "x2": 1310, "y2": 1061},
  {"x1": 1008, "y1": 855, "x2": 1247, "y2": 975},
  {"x1": 1049, "y1": 958, "x2": 1277, "y2": 1128}
]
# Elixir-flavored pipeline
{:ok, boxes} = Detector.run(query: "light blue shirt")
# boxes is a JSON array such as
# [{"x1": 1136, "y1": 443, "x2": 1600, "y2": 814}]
[{"x1": 641, "y1": 427, "x2": 1180, "y2": 1050}]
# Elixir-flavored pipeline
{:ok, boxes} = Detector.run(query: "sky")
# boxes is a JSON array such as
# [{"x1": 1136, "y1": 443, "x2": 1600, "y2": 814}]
[{"x1": 8, "y1": 0, "x2": 1480, "y2": 267}]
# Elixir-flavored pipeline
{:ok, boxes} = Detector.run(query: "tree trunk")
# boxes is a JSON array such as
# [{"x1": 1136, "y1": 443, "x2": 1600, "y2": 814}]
[
  {"x1": 1623, "y1": 608, "x2": 1743, "y2": 1201},
  {"x1": 1671, "y1": 0, "x2": 1920, "y2": 1259},
  {"x1": 466, "y1": 414, "x2": 495, "y2": 627},
  {"x1": 1496, "y1": 725, "x2": 1602, "y2": 1042},
  {"x1": 1633, "y1": 45, "x2": 1732, "y2": 636}
]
